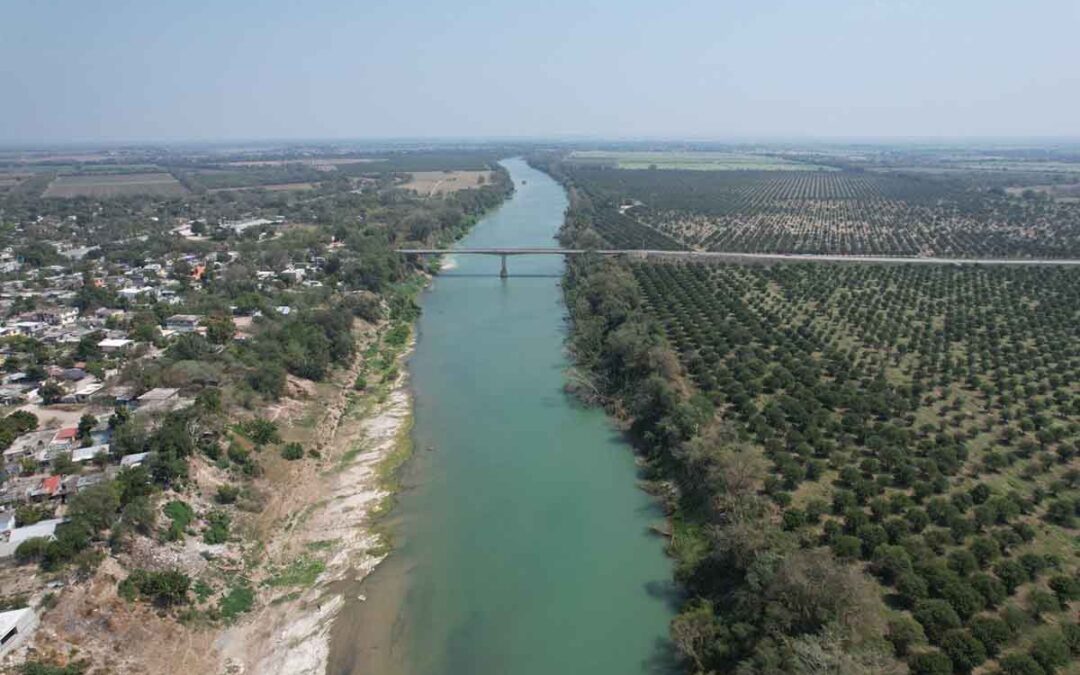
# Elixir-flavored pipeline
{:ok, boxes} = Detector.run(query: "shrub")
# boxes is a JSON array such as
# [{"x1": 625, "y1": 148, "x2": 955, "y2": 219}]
[
  {"x1": 14, "y1": 537, "x2": 50, "y2": 565},
  {"x1": 281, "y1": 443, "x2": 304, "y2": 461},
  {"x1": 238, "y1": 418, "x2": 280, "y2": 446},
  {"x1": 14, "y1": 504, "x2": 50, "y2": 527},
  {"x1": 19, "y1": 661, "x2": 88, "y2": 675},
  {"x1": 118, "y1": 568, "x2": 190, "y2": 606},
  {"x1": 215, "y1": 485, "x2": 240, "y2": 505},
  {"x1": 203, "y1": 510, "x2": 230, "y2": 544}
]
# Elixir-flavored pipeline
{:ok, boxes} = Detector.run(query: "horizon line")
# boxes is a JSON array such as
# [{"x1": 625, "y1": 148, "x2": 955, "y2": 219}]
[{"x1": 3, "y1": 134, "x2": 1080, "y2": 152}]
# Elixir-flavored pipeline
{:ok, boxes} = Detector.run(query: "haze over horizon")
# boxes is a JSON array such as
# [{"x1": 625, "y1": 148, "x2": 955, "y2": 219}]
[{"x1": 3, "y1": 0, "x2": 1078, "y2": 144}]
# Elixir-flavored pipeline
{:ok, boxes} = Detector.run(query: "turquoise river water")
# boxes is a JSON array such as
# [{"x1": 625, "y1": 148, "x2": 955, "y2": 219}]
[{"x1": 328, "y1": 158, "x2": 676, "y2": 675}]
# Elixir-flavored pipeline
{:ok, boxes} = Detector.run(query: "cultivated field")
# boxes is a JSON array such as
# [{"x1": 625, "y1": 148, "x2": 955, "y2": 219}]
[
  {"x1": 566, "y1": 166, "x2": 1080, "y2": 257},
  {"x1": 398, "y1": 170, "x2": 494, "y2": 197},
  {"x1": 43, "y1": 172, "x2": 188, "y2": 198},
  {"x1": 567, "y1": 150, "x2": 833, "y2": 171},
  {"x1": 632, "y1": 260, "x2": 1080, "y2": 674}
]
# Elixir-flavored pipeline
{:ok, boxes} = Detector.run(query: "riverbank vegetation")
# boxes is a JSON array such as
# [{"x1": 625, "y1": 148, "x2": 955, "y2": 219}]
[{"x1": 551, "y1": 164, "x2": 1080, "y2": 674}]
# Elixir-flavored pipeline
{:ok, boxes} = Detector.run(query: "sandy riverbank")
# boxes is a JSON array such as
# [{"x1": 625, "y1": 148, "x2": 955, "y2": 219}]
[{"x1": 214, "y1": 334, "x2": 414, "y2": 675}]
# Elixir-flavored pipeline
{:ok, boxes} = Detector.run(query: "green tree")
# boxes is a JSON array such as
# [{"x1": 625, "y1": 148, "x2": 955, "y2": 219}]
[
  {"x1": 940, "y1": 629, "x2": 986, "y2": 673},
  {"x1": 39, "y1": 381, "x2": 64, "y2": 405},
  {"x1": 908, "y1": 650, "x2": 953, "y2": 675},
  {"x1": 914, "y1": 599, "x2": 962, "y2": 643},
  {"x1": 51, "y1": 452, "x2": 78, "y2": 476},
  {"x1": 205, "y1": 314, "x2": 236, "y2": 345},
  {"x1": 969, "y1": 616, "x2": 1011, "y2": 657},
  {"x1": 1030, "y1": 631, "x2": 1070, "y2": 672},
  {"x1": 887, "y1": 615, "x2": 926, "y2": 657},
  {"x1": 998, "y1": 653, "x2": 1047, "y2": 675},
  {"x1": 77, "y1": 413, "x2": 96, "y2": 440}
]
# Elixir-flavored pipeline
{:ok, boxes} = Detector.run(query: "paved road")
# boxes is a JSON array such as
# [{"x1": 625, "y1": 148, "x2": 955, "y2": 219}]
[{"x1": 397, "y1": 248, "x2": 1080, "y2": 266}]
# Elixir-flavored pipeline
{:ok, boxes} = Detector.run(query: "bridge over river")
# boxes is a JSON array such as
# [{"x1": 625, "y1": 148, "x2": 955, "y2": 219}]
[{"x1": 397, "y1": 248, "x2": 1080, "y2": 277}]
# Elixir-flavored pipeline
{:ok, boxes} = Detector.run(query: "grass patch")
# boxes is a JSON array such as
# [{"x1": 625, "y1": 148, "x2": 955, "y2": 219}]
[
  {"x1": 193, "y1": 579, "x2": 214, "y2": 602},
  {"x1": 305, "y1": 539, "x2": 339, "y2": 552},
  {"x1": 265, "y1": 556, "x2": 326, "y2": 588},
  {"x1": 219, "y1": 583, "x2": 255, "y2": 622},
  {"x1": 163, "y1": 500, "x2": 194, "y2": 540}
]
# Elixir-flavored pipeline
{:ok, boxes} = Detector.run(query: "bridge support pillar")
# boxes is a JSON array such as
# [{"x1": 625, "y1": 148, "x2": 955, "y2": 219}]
[{"x1": 500, "y1": 254, "x2": 508, "y2": 279}]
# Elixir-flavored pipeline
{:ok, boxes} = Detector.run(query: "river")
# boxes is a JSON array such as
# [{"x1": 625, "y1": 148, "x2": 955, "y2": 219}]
[{"x1": 327, "y1": 158, "x2": 676, "y2": 675}]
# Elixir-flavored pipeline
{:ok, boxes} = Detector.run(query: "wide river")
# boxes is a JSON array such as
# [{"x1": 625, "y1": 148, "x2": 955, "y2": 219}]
[{"x1": 328, "y1": 158, "x2": 675, "y2": 675}]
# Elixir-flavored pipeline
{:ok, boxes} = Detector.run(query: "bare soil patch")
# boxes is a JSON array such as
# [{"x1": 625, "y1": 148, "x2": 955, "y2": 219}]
[{"x1": 399, "y1": 170, "x2": 493, "y2": 196}]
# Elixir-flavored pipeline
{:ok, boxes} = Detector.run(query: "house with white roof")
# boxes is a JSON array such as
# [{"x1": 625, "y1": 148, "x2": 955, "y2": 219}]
[{"x1": 0, "y1": 518, "x2": 64, "y2": 558}]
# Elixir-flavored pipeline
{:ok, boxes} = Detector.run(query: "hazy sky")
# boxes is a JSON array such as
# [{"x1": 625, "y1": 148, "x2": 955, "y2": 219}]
[{"x1": 2, "y1": 0, "x2": 1078, "y2": 143}]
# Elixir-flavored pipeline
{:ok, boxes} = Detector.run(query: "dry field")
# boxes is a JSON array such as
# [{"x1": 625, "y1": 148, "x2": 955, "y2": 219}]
[
  {"x1": 43, "y1": 172, "x2": 188, "y2": 198},
  {"x1": 399, "y1": 170, "x2": 493, "y2": 196}
]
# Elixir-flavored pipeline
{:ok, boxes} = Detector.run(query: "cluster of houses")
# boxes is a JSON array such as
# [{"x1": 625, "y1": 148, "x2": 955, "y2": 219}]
[
  {"x1": 0, "y1": 219, "x2": 343, "y2": 560},
  {"x1": 0, "y1": 388, "x2": 192, "y2": 560}
]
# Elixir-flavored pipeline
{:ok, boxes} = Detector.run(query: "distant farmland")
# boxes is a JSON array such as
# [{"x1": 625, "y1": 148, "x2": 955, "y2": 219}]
[
  {"x1": 43, "y1": 172, "x2": 188, "y2": 198},
  {"x1": 399, "y1": 170, "x2": 494, "y2": 196},
  {"x1": 566, "y1": 150, "x2": 835, "y2": 171}
]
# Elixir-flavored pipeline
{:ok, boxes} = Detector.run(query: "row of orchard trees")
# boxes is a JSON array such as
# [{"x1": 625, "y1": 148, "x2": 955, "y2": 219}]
[
  {"x1": 630, "y1": 260, "x2": 1080, "y2": 675},
  {"x1": 558, "y1": 189, "x2": 907, "y2": 673},
  {"x1": 555, "y1": 163, "x2": 1080, "y2": 258}
]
